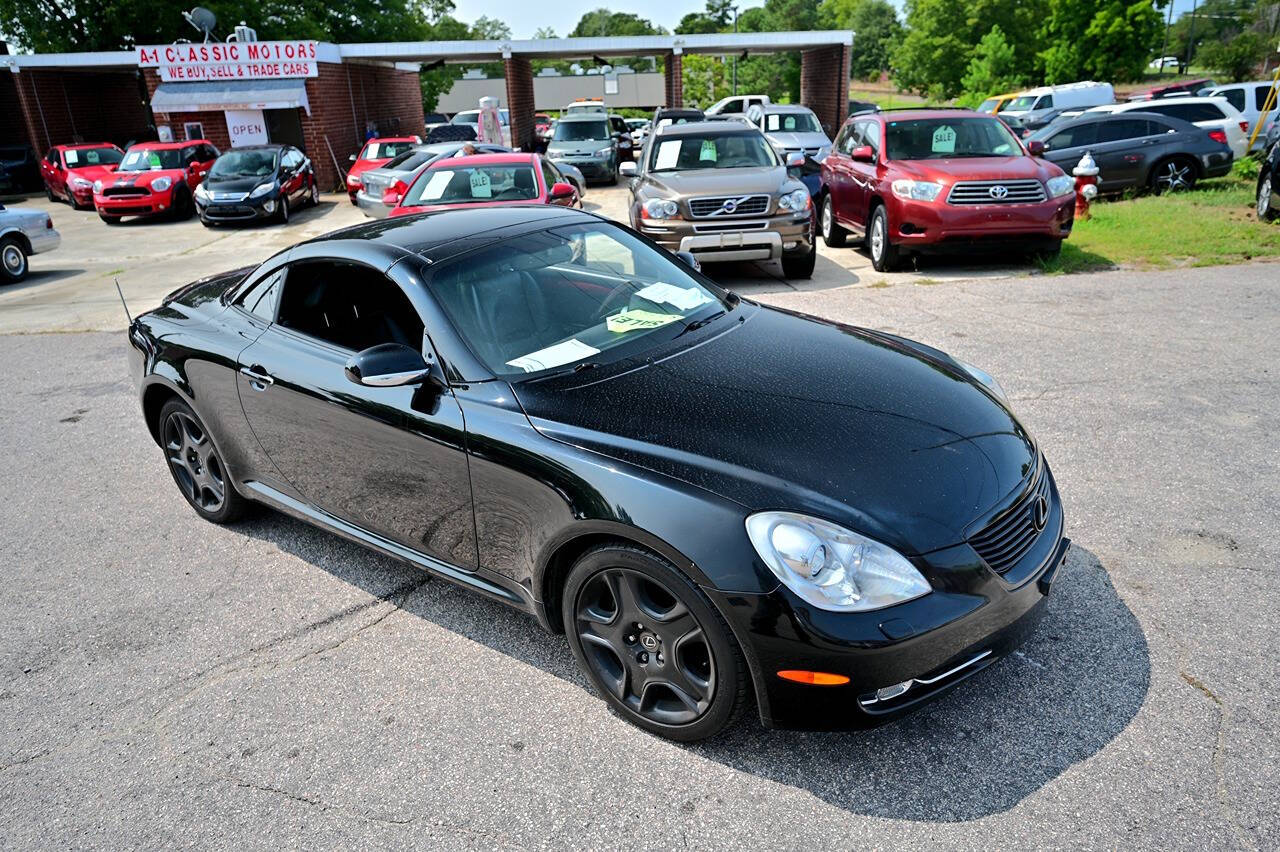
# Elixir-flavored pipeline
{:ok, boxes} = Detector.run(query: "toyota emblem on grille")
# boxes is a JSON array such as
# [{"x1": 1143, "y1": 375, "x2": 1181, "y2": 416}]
[
  {"x1": 1032, "y1": 495, "x2": 1049, "y2": 532},
  {"x1": 989, "y1": 184, "x2": 1009, "y2": 199}
]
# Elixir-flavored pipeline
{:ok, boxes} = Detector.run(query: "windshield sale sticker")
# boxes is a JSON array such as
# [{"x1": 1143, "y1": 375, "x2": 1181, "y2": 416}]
[
  {"x1": 469, "y1": 170, "x2": 492, "y2": 198},
  {"x1": 506, "y1": 339, "x2": 600, "y2": 373},
  {"x1": 931, "y1": 126, "x2": 956, "y2": 154},
  {"x1": 606, "y1": 309, "x2": 683, "y2": 333},
  {"x1": 634, "y1": 283, "x2": 712, "y2": 312}
]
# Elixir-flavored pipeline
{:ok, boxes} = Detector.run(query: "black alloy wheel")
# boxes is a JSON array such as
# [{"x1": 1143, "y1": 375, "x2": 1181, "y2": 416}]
[
  {"x1": 158, "y1": 399, "x2": 247, "y2": 523},
  {"x1": 1150, "y1": 157, "x2": 1197, "y2": 194},
  {"x1": 172, "y1": 188, "x2": 194, "y2": 220},
  {"x1": 564, "y1": 545, "x2": 746, "y2": 741}
]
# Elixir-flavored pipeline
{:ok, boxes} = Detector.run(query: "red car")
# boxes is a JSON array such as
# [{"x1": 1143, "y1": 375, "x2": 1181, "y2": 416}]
[
  {"x1": 41, "y1": 143, "x2": 124, "y2": 210},
  {"x1": 92, "y1": 140, "x2": 219, "y2": 224},
  {"x1": 388, "y1": 152, "x2": 579, "y2": 217},
  {"x1": 818, "y1": 109, "x2": 1076, "y2": 271},
  {"x1": 1127, "y1": 78, "x2": 1215, "y2": 101},
  {"x1": 345, "y1": 136, "x2": 421, "y2": 203}
]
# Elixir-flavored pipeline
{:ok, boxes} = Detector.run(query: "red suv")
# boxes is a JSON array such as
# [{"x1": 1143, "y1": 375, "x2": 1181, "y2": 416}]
[
  {"x1": 93, "y1": 140, "x2": 219, "y2": 224},
  {"x1": 818, "y1": 109, "x2": 1076, "y2": 271},
  {"x1": 41, "y1": 143, "x2": 124, "y2": 210}
]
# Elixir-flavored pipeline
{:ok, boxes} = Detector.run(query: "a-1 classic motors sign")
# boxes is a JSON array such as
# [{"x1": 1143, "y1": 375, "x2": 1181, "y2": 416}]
[{"x1": 138, "y1": 41, "x2": 319, "y2": 81}]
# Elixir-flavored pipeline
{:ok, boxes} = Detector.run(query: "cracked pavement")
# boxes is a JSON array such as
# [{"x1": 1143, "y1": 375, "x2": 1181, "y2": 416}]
[{"x1": 1, "y1": 259, "x2": 1277, "y2": 848}]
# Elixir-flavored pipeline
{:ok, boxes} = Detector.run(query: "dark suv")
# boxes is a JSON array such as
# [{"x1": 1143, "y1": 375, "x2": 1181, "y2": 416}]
[{"x1": 819, "y1": 109, "x2": 1076, "y2": 271}]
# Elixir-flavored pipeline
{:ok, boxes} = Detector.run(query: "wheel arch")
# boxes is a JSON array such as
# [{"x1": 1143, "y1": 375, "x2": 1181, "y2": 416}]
[{"x1": 0, "y1": 228, "x2": 33, "y2": 256}]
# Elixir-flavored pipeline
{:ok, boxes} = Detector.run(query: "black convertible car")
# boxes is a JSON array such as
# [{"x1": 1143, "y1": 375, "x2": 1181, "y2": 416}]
[{"x1": 128, "y1": 207, "x2": 1069, "y2": 741}]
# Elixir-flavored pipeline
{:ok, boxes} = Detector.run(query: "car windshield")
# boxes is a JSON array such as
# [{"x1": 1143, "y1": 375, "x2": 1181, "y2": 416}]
[
  {"x1": 427, "y1": 222, "x2": 730, "y2": 377},
  {"x1": 209, "y1": 149, "x2": 277, "y2": 177},
  {"x1": 1005, "y1": 95, "x2": 1038, "y2": 111},
  {"x1": 554, "y1": 120, "x2": 610, "y2": 142},
  {"x1": 976, "y1": 98, "x2": 1000, "y2": 113},
  {"x1": 764, "y1": 112, "x2": 822, "y2": 133},
  {"x1": 119, "y1": 148, "x2": 183, "y2": 171},
  {"x1": 885, "y1": 117, "x2": 1021, "y2": 159},
  {"x1": 64, "y1": 147, "x2": 123, "y2": 167},
  {"x1": 648, "y1": 132, "x2": 777, "y2": 171},
  {"x1": 403, "y1": 163, "x2": 539, "y2": 206},
  {"x1": 361, "y1": 141, "x2": 415, "y2": 160}
]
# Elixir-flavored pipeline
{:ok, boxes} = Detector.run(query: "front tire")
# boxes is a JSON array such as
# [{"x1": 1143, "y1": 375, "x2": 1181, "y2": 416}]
[
  {"x1": 782, "y1": 241, "x2": 816, "y2": 279},
  {"x1": 308, "y1": 178, "x2": 319, "y2": 207},
  {"x1": 99, "y1": 213, "x2": 120, "y2": 225},
  {"x1": 0, "y1": 236, "x2": 29, "y2": 283},
  {"x1": 1257, "y1": 174, "x2": 1277, "y2": 222},
  {"x1": 868, "y1": 204, "x2": 902, "y2": 272},
  {"x1": 158, "y1": 398, "x2": 248, "y2": 524},
  {"x1": 820, "y1": 193, "x2": 847, "y2": 247},
  {"x1": 172, "y1": 188, "x2": 194, "y2": 220},
  {"x1": 276, "y1": 194, "x2": 290, "y2": 224},
  {"x1": 563, "y1": 544, "x2": 747, "y2": 742}
]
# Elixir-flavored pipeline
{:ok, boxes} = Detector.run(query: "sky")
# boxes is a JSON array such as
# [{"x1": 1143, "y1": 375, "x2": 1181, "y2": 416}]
[{"x1": 450, "y1": 0, "x2": 767, "y2": 39}]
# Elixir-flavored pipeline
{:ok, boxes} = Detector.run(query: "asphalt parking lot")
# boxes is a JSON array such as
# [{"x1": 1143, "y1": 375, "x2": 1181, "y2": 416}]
[{"x1": 1, "y1": 192, "x2": 1278, "y2": 847}]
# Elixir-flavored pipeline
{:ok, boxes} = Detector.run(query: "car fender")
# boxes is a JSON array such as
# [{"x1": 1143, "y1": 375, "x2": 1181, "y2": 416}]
[{"x1": 0, "y1": 225, "x2": 33, "y2": 254}]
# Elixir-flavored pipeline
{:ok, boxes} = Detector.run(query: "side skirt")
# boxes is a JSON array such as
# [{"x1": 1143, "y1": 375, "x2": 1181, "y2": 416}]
[{"x1": 241, "y1": 480, "x2": 536, "y2": 615}]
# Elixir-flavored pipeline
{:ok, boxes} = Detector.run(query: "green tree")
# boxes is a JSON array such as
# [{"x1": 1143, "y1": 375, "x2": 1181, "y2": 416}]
[
  {"x1": 733, "y1": 0, "x2": 823, "y2": 102},
  {"x1": 818, "y1": 0, "x2": 903, "y2": 79},
  {"x1": 1197, "y1": 30, "x2": 1269, "y2": 81},
  {"x1": 682, "y1": 54, "x2": 731, "y2": 108},
  {"x1": 958, "y1": 25, "x2": 1026, "y2": 106},
  {"x1": 1039, "y1": 0, "x2": 1163, "y2": 84},
  {"x1": 569, "y1": 9, "x2": 667, "y2": 38},
  {"x1": 676, "y1": 13, "x2": 723, "y2": 34},
  {"x1": 470, "y1": 16, "x2": 511, "y2": 40},
  {"x1": 892, "y1": 0, "x2": 1040, "y2": 99}
]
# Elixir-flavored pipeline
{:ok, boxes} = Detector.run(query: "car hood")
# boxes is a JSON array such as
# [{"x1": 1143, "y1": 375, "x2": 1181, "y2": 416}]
[
  {"x1": 893, "y1": 155, "x2": 1052, "y2": 182},
  {"x1": 511, "y1": 306, "x2": 1038, "y2": 555},
  {"x1": 765, "y1": 130, "x2": 831, "y2": 148},
  {"x1": 644, "y1": 166, "x2": 796, "y2": 196},
  {"x1": 66, "y1": 164, "x2": 118, "y2": 181},
  {"x1": 105, "y1": 170, "x2": 183, "y2": 190},
  {"x1": 548, "y1": 141, "x2": 614, "y2": 156}
]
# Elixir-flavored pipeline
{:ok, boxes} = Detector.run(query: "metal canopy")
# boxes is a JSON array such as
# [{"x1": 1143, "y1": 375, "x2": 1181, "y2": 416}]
[{"x1": 150, "y1": 79, "x2": 311, "y2": 114}]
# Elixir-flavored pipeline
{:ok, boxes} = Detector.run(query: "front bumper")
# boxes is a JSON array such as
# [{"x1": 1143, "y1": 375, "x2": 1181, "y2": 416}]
[
  {"x1": 708, "y1": 476, "x2": 1069, "y2": 731},
  {"x1": 550, "y1": 156, "x2": 615, "y2": 181},
  {"x1": 1201, "y1": 150, "x2": 1233, "y2": 179},
  {"x1": 638, "y1": 211, "x2": 814, "y2": 263},
  {"x1": 355, "y1": 190, "x2": 391, "y2": 219},
  {"x1": 94, "y1": 191, "x2": 170, "y2": 218},
  {"x1": 888, "y1": 195, "x2": 1075, "y2": 253},
  {"x1": 68, "y1": 184, "x2": 95, "y2": 206},
  {"x1": 196, "y1": 196, "x2": 277, "y2": 222}
]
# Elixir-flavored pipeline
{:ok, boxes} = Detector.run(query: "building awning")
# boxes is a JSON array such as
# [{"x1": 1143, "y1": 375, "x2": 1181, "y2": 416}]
[{"x1": 150, "y1": 79, "x2": 311, "y2": 115}]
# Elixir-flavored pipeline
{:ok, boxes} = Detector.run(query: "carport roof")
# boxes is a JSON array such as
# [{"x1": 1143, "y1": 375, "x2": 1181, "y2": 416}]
[{"x1": 1, "y1": 30, "x2": 854, "y2": 71}]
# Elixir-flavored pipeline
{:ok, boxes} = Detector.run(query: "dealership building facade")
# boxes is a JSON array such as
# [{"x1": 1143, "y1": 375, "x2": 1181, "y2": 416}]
[{"x1": 1, "y1": 31, "x2": 853, "y2": 191}]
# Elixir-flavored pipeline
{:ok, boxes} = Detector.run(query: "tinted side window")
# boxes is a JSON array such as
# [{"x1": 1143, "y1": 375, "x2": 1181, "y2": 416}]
[
  {"x1": 1048, "y1": 122, "x2": 1098, "y2": 149},
  {"x1": 540, "y1": 157, "x2": 558, "y2": 189},
  {"x1": 1218, "y1": 89, "x2": 1245, "y2": 111},
  {"x1": 833, "y1": 123, "x2": 853, "y2": 154},
  {"x1": 1037, "y1": 95, "x2": 1054, "y2": 109},
  {"x1": 1257, "y1": 87, "x2": 1275, "y2": 112},
  {"x1": 276, "y1": 261, "x2": 424, "y2": 352},
  {"x1": 238, "y1": 270, "x2": 283, "y2": 320},
  {"x1": 1153, "y1": 103, "x2": 1221, "y2": 122},
  {"x1": 1099, "y1": 119, "x2": 1154, "y2": 143}
]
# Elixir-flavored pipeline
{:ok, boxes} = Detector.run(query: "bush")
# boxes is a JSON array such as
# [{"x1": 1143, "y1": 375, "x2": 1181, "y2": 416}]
[{"x1": 1232, "y1": 156, "x2": 1260, "y2": 181}]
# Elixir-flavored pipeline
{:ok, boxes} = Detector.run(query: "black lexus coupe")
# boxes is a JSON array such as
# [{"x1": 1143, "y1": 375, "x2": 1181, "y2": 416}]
[{"x1": 128, "y1": 207, "x2": 1069, "y2": 741}]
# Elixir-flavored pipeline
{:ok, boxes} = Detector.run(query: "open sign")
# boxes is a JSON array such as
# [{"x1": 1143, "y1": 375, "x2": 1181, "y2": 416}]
[{"x1": 226, "y1": 109, "x2": 269, "y2": 147}]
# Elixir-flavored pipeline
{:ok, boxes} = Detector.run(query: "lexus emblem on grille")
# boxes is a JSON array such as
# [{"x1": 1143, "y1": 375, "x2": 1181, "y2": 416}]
[
  {"x1": 988, "y1": 184, "x2": 1009, "y2": 200},
  {"x1": 1032, "y1": 496, "x2": 1049, "y2": 532}
]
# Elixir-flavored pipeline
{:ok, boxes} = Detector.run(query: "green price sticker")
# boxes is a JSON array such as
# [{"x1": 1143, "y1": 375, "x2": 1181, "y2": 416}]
[{"x1": 606, "y1": 309, "x2": 683, "y2": 333}]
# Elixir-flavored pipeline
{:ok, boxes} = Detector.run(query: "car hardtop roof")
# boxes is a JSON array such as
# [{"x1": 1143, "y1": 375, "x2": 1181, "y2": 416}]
[
  {"x1": 300, "y1": 205, "x2": 596, "y2": 265},
  {"x1": 558, "y1": 113, "x2": 611, "y2": 122},
  {"x1": 58, "y1": 142, "x2": 122, "y2": 150},
  {"x1": 1038, "y1": 110, "x2": 1197, "y2": 132},
  {"x1": 368, "y1": 136, "x2": 421, "y2": 142},
  {"x1": 129, "y1": 140, "x2": 212, "y2": 149},
  {"x1": 759, "y1": 103, "x2": 816, "y2": 113},
  {"x1": 427, "y1": 152, "x2": 536, "y2": 167},
  {"x1": 654, "y1": 119, "x2": 761, "y2": 137},
  {"x1": 877, "y1": 108, "x2": 986, "y2": 121}
]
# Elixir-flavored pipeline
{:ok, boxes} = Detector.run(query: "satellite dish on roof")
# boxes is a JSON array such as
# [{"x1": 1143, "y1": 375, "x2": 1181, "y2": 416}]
[{"x1": 182, "y1": 7, "x2": 217, "y2": 42}]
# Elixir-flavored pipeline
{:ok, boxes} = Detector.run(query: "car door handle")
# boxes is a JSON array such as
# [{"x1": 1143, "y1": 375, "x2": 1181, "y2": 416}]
[{"x1": 239, "y1": 366, "x2": 274, "y2": 388}]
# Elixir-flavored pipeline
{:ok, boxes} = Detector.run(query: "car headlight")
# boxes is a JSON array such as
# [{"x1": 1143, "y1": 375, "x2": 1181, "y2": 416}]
[
  {"x1": 745, "y1": 512, "x2": 932, "y2": 612},
  {"x1": 778, "y1": 188, "x2": 810, "y2": 212},
  {"x1": 890, "y1": 179, "x2": 943, "y2": 202},
  {"x1": 642, "y1": 198, "x2": 679, "y2": 219},
  {"x1": 1046, "y1": 174, "x2": 1075, "y2": 198},
  {"x1": 92, "y1": 180, "x2": 104, "y2": 194},
  {"x1": 249, "y1": 182, "x2": 275, "y2": 199},
  {"x1": 955, "y1": 357, "x2": 1009, "y2": 404},
  {"x1": 193, "y1": 183, "x2": 208, "y2": 200},
  {"x1": 70, "y1": 177, "x2": 92, "y2": 189},
  {"x1": 151, "y1": 176, "x2": 172, "y2": 193}
]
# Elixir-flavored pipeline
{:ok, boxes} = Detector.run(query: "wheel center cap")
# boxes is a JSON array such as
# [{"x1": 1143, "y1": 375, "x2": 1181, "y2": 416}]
[{"x1": 640, "y1": 633, "x2": 659, "y2": 651}]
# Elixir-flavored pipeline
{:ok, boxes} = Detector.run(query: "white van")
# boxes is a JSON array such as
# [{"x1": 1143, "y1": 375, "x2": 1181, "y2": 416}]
[
  {"x1": 1001, "y1": 82, "x2": 1115, "y2": 121},
  {"x1": 1203, "y1": 81, "x2": 1278, "y2": 151}
]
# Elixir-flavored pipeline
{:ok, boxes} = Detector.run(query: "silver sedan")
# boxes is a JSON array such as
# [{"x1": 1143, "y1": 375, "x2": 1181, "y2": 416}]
[{"x1": 0, "y1": 203, "x2": 60, "y2": 284}]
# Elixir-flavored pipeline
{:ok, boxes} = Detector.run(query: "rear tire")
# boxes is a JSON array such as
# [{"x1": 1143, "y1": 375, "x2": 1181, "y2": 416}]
[
  {"x1": 562, "y1": 544, "x2": 748, "y2": 742},
  {"x1": 157, "y1": 398, "x2": 248, "y2": 524},
  {"x1": 45, "y1": 185, "x2": 57, "y2": 202},
  {"x1": 868, "y1": 204, "x2": 902, "y2": 272},
  {"x1": 1149, "y1": 156, "x2": 1197, "y2": 194},
  {"x1": 1, "y1": 236, "x2": 29, "y2": 284},
  {"x1": 1257, "y1": 175, "x2": 1277, "y2": 222},
  {"x1": 820, "y1": 193, "x2": 847, "y2": 247}
]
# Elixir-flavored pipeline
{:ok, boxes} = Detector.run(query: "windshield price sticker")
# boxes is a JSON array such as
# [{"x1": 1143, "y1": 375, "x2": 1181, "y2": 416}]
[
  {"x1": 506, "y1": 339, "x2": 601, "y2": 373},
  {"x1": 932, "y1": 126, "x2": 956, "y2": 154},
  {"x1": 634, "y1": 283, "x2": 712, "y2": 311},
  {"x1": 699, "y1": 140, "x2": 718, "y2": 162},
  {"x1": 606, "y1": 309, "x2": 684, "y2": 333},
  {"x1": 469, "y1": 170, "x2": 492, "y2": 198}
]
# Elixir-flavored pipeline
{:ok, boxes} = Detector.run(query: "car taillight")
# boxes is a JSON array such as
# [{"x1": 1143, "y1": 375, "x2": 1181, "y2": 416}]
[
  {"x1": 382, "y1": 180, "x2": 407, "y2": 206},
  {"x1": 45, "y1": 216, "x2": 53, "y2": 229},
  {"x1": 1239, "y1": 121, "x2": 1249, "y2": 134},
  {"x1": 1208, "y1": 129, "x2": 1228, "y2": 145}
]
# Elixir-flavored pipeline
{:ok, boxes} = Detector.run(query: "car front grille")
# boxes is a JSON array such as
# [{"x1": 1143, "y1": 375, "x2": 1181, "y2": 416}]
[
  {"x1": 969, "y1": 469, "x2": 1053, "y2": 574},
  {"x1": 209, "y1": 190, "x2": 248, "y2": 202},
  {"x1": 102, "y1": 186, "x2": 149, "y2": 198},
  {"x1": 947, "y1": 179, "x2": 1047, "y2": 205},
  {"x1": 688, "y1": 194, "x2": 771, "y2": 218}
]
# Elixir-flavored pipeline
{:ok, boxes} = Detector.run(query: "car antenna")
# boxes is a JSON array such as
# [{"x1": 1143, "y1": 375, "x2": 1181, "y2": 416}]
[{"x1": 114, "y1": 279, "x2": 132, "y2": 325}]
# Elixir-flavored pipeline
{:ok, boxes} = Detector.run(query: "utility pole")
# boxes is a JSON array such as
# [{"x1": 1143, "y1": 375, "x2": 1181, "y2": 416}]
[
  {"x1": 1158, "y1": 0, "x2": 1175, "y2": 77},
  {"x1": 732, "y1": 6, "x2": 739, "y2": 96},
  {"x1": 1183, "y1": 0, "x2": 1199, "y2": 76}
]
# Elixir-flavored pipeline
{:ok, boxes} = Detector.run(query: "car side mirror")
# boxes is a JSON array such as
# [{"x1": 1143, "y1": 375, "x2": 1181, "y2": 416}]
[
  {"x1": 619, "y1": 161, "x2": 638, "y2": 177},
  {"x1": 348, "y1": 153, "x2": 358, "y2": 163},
  {"x1": 675, "y1": 250, "x2": 702, "y2": 273},
  {"x1": 850, "y1": 145, "x2": 875, "y2": 163},
  {"x1": 785, "y1": 152, "x2": 805, "y2": 169},
  {"x1": 1026, "y1": 139, "x2": 1046, "y2": 156},
  {"x1": 188, "y1": 162, "x2": 200, "y2": 173},
  {"x1": 344, "y1": 343, "x2": 440, "y2": 388},
  {"x1": 549, "y1": 181, "x2": 576, "y2": 203}
]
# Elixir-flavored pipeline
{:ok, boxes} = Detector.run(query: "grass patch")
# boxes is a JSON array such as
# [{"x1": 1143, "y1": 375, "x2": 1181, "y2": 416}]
[
  {"x1": 1040, "y1": 175, "x2": 1279, "y2": 274},
  {"x1": 848, "y1": 88, "x2": 937, "y2": 109}
]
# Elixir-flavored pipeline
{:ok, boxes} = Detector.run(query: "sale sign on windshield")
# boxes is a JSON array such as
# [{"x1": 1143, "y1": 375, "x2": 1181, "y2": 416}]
[{"x1": 138, "y1": 41, "x2": 319, "y2": 81}]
